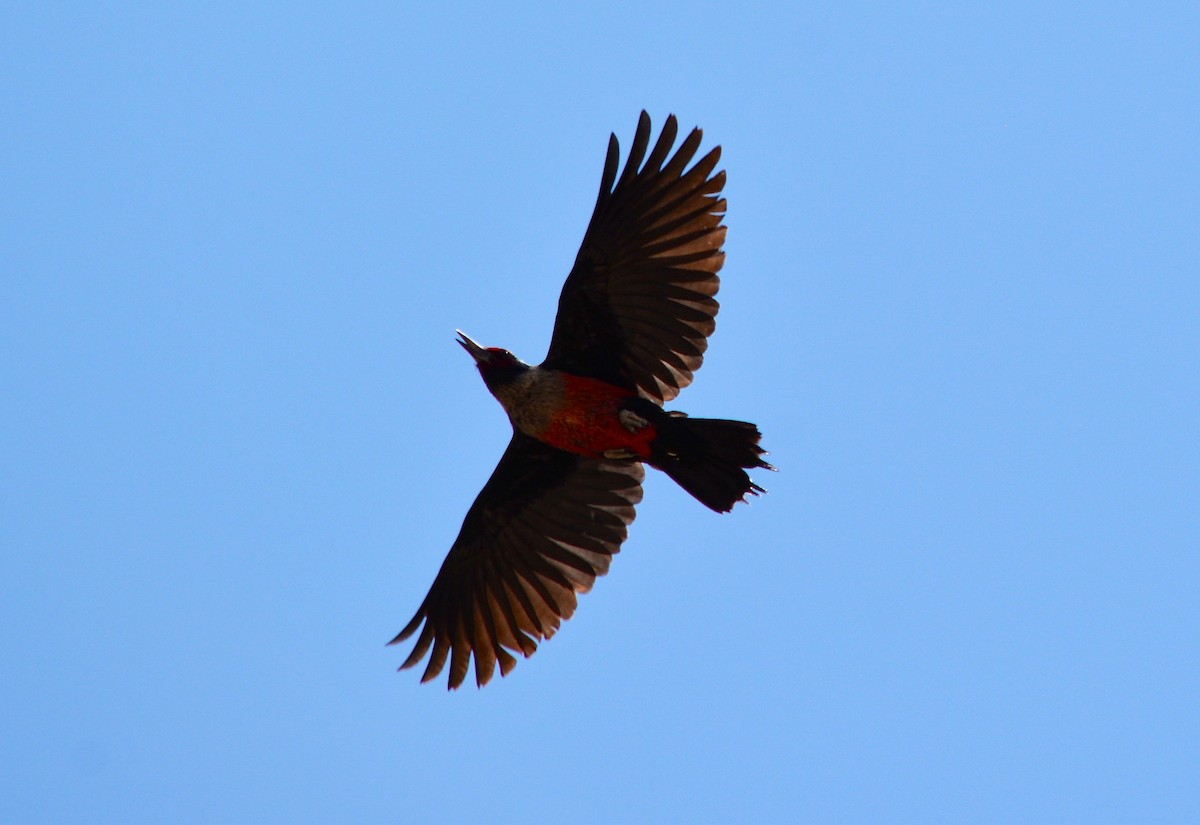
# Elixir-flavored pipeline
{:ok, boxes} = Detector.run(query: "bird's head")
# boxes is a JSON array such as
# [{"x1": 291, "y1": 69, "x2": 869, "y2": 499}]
[{"x1": 456, "y1": 330, "x2": 528, "y2": 391}]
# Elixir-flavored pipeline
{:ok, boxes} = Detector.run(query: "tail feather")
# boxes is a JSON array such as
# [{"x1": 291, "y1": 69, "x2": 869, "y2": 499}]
[{"x1": 648, "y1": 412, "x2": 773, "y2": 512}]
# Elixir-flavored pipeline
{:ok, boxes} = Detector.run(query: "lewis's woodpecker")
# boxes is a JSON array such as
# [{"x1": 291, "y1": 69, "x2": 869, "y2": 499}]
[{"x1": 392, "y1": 112, "x2": 772, "y2": 689}]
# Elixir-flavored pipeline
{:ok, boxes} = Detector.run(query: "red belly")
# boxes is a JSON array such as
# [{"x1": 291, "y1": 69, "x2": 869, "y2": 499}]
[{"x1": 538, "y1": 375, "x2": 656, "y2": 459}]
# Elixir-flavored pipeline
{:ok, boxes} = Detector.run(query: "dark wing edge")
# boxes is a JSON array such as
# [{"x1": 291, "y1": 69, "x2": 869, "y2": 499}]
[
  {"x1": 389, "y1": 432, "x2": 645, "y2": 690},
  {"x1": 543, "y1": 111, "x2": 727, "y2": 404}
]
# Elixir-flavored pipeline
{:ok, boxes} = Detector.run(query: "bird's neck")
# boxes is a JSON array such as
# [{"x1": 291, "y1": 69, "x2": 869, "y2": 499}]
[{"x1": 486, "y1": 366, "x2": 566, "y2": 436}]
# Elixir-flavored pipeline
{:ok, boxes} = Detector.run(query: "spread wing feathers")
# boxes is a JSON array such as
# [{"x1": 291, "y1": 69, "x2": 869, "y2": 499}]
[
  {"x1": 390, "y1": 432, "x2": 644, "y2": 689},
  {"x1": 542, "y1": 111, "x2": 726, "y2": 404}
]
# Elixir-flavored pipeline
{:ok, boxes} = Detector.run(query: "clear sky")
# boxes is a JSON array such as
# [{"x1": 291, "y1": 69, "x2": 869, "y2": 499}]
[{"x1": 2, "y1": 3, "x2": 1197, "y2": 823}]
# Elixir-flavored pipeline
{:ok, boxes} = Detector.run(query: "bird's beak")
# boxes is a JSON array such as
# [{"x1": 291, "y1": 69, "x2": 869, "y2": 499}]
[{"x1": 456, "y1": 330, "x2": 489, "y2": 365}]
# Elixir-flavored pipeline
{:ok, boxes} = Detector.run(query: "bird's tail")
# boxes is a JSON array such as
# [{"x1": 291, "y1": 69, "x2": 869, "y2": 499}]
[{"x1": 648, "y1": 411, "x2": 774, "y2": 513}]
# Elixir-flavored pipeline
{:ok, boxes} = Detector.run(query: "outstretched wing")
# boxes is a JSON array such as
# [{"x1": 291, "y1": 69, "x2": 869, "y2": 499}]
[
  {"x1": 391, "y1": 432, "x2": 644, "y2": 689},
  {"x1": 541, "y1": 111, "x2": 726, "y2": 404}
]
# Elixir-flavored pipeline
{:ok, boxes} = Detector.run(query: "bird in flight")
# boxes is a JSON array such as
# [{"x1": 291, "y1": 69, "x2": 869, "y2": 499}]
[{"x1": 392, "y1": 112, "x2": 772, "y2": 689}]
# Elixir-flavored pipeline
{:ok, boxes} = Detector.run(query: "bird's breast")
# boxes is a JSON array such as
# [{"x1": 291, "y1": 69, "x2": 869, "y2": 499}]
[{"x1": 494, "y1": 369, "x2": 656, "y2": 459}]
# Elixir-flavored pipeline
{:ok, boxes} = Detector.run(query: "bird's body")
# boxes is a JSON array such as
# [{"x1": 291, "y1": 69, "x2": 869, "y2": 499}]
[
  {"x1": 393, "y1": 112, "x2": 773, "y2": 689},
  {"x1": 540, "y1": 373, "x2": 658, "y2": 460},
  {"x1": 476, "y1": 357, "x2": 658, "y2": 460}
]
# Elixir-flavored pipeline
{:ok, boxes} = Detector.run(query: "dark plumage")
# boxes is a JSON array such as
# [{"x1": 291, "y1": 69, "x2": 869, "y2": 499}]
[{"x1": 392, "y1": 113, "x2": 771, "y2": 689}]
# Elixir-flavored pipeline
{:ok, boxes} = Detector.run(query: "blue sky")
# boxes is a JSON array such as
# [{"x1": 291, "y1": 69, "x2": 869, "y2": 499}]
[{"x1": 2, "y1": 2, "x2": 1197, "y2": 822}]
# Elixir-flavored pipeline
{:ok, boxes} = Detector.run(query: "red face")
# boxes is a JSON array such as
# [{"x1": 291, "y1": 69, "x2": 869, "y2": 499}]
[
  {"x1": 456, "y1": 331, "x2": 527, "y2": 394},
  {"x1": 481, "y1": 347, "x2": 521, "y2": 369}
]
